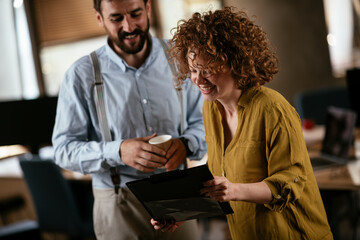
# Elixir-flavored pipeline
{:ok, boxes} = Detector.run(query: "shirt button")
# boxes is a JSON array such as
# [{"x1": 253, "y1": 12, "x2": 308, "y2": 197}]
[
  {"x1": 136, "y1": 72, "x2": 140, "y2": 77},
  {"x1": 294, "y1": 177, "x2": 299, "y2": 183},
  {"x1": 148, "y1": 126, "x2": 153, "y2": 131},
  {"x1": 276, "y1": 194, "x2": 281, "y2": 199},
  {"x1": 142, "y1": 99, "x2": 148, "y2": 104}
]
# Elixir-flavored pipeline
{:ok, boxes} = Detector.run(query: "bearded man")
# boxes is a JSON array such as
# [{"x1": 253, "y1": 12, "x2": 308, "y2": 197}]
[{"x1": 52, "y1": 0, "x2": 206, "y2": 239}]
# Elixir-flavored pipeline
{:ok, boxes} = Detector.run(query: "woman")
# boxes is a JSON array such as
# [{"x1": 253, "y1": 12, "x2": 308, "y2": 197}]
[{"x1": 152, "y1": 7, "x2": 333, "y2": 239}]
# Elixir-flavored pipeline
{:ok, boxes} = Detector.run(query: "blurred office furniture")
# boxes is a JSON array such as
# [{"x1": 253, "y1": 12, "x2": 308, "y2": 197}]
[
  {"x1": 0, "y1": 154, "x2": 39, "y2": 238},
  {"x1": 305, "y1": 124, "x2": 360, "y2": 240},
  {"x1": 0, "y1": 194, "x2": 40, "y2": 239},
  {"x1": 0, "y1": 195, "x2": 26, "y2": 224},
  {"x1": 311, "y1": 156, "x2": 360, "y2": 240},
  {"x1": 0, "y1": 97, "x2": 57, "y2": 153},
  {"x1": 0, "y1": 220, "x2": 40, "y2": 240},
  {"x1": 20, "y1": 158, "x2": 95, "y2": 239},
  {"x1": 346, "y1": 68, "x2": 360, "y2": 127},
  {"x1": 320, "y1": 189, "x2": 359, "y2": 240},
  {"x1": 294, "y1": 86, "x2": 350, "y2": 125}
]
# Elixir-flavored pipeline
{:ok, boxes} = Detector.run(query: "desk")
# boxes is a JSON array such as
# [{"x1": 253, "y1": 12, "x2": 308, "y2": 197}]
[
  {"x1": 0, "y1": 145, "x2": 29, "y2": 161},
  {"x1": 303, "y1": 126, "x2": 360, "y2": 190},
  {"x1": 313, "y1": 164, "x2": 360, "y2": 190},
  {"x1": 308, "y1": 146, "x2": 360, "y2": 190}
]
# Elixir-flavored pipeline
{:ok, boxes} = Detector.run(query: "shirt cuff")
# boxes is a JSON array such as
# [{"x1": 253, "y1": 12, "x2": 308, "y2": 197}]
[
  {"x1": 104, "y1": 140, "x2": 122, "y2": 166},
  {"x1": 263, "y1": 174, "x2": 307, "y2": 212}
]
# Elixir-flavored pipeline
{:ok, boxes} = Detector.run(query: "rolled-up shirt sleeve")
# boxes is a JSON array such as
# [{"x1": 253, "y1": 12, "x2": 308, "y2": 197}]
[
  {"x1": 262, "y1": 106, "x2": 309, "y2": 212},
  {"x1": 264, "y1": 169, "x2": 307, "y2": 212}
]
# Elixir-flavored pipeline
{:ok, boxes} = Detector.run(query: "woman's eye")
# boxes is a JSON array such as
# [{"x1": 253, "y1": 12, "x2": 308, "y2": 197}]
[{"x1": 202, "y1": 70, "x2": 211, "y2": 77}]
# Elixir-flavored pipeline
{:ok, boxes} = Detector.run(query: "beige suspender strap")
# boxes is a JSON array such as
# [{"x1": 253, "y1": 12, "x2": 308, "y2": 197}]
[
  {"x1": 90, "y1": 51, "x2": 112, "y2": 142},
  {"x1": 159, "y1": 39, "x2": 185, "y2": 135},
  {"x1": 89, "y1": 51, "x2": 120, "y2": 194}
]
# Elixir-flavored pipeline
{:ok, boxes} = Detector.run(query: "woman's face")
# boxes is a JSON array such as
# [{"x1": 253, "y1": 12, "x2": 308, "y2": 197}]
[{"x1": 188, "y1": 54, "x2": 238, "y2": 103}]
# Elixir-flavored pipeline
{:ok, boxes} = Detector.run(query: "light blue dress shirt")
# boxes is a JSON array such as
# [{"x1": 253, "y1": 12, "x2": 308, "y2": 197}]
[{"x1": 52, "y1": 37, "x2": 206, "y2": 189}]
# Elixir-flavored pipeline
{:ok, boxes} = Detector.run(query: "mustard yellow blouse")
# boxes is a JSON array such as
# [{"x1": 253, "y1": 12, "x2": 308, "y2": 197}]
[{"x1": 203, "y1": 86, "x2": 333, "y2": 240}]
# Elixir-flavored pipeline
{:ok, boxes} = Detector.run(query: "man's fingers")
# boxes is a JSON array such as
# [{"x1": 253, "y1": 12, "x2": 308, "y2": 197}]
[
  {"x1": 133, "y1": 163, "x2": 155, "y2": 173},
  {"x1": 136, "y1": 157, "x2": 165, "y2": 169},
  {"x1": 142, "y1": 143, "x2": 167, "y2": 157},
  {"x1": 138, "y1": 150, "x2": 167, "y2": 165}
]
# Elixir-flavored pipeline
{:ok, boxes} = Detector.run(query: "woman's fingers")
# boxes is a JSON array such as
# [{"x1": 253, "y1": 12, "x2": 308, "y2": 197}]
[{"x1": 151, "y1": 218, "x2": 178, "y2": 232}]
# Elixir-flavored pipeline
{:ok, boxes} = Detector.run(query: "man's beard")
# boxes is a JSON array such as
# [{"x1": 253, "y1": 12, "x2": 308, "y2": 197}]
[{"x1": 112, "y1": 18, "x2": 150, "y2": 54}]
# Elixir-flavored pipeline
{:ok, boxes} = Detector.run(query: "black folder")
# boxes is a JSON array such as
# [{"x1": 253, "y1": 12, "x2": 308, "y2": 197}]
[{"x1": 126, "y1": 164, "x2": 233, "y2": 222}]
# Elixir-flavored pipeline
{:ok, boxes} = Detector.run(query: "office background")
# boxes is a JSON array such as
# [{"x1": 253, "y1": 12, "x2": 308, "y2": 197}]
[
  {"x1": 1, "y1": 0, "x2": 358, "y2": 103},
  {"x1": 0, "y1": 0, "x2": 359, "y2": 239}
]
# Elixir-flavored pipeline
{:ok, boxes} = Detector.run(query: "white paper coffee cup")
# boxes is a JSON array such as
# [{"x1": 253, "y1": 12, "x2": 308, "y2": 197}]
[{"x1": 148, "y1": 135, "x2": 172, "y2": 151}]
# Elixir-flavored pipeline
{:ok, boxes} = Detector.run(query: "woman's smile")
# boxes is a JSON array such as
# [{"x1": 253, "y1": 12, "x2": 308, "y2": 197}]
[{"x1": 198, "y1": 84, "x2": 216, "y2": 95}]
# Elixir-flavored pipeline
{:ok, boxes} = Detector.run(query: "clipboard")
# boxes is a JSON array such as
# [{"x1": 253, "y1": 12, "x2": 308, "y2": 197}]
[{"x1": 126, "y1": 164, "x2": 234, "y2": 222}]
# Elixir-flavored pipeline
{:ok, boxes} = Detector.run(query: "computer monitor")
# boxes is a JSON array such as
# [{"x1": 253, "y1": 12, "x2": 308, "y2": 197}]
[
  {"x1": 0, "y1": 97, "x2": 58, "y2": 153},
  {"x1": 321, "y1": 106, "x2": 357, "y2": 159},
  {"x1": 346, "y1": 68, "x2": 360, "y2": 127}
]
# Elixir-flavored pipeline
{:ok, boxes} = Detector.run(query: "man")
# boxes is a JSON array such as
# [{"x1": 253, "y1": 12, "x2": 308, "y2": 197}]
[{"x1": 51, "y1": 0, "x2": 206, "y2": 239}]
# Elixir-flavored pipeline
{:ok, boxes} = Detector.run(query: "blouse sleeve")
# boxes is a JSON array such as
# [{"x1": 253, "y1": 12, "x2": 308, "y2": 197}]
[{"x1": 262, "y1": 103, "x2": 310, "y2": 212}]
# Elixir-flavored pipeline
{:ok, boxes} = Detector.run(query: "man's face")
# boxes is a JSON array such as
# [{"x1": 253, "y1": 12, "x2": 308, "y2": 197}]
[{"x1": 96, "y1": 0, "x2": 151, "y2": 54}]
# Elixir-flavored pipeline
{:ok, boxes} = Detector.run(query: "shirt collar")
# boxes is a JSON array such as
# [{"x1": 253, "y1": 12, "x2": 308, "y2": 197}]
[
  {"x1": 105, "y1": 39, "x2": 126, "y2": 72},
  {"x1": 143, "y1": 37, "x2": 161, "y2": 68},
  {"x1": 237, "y1": 86, "x2": 261, "y2": 108}
]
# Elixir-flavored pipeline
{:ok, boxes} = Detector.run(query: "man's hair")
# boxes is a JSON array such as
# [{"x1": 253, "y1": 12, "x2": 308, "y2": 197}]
[
  {"x1": 170, "y1": 7, "x2": 279, "y2": 90},
  {"x1": 93, "y1": 0, "x2": 148, "y2": 14}
]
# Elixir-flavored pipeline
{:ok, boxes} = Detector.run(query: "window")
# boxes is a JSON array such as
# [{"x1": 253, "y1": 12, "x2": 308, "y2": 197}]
[
  {"x1": 0, "y1": 0, "x2": 38, "y2": 100},
  {"x1": 40, "y1": 36, "x2": 107, "y2": 96},
  {"x1": 1, "y1": 0, "x2": 223, "y2": 99},
  {"x1": 323, "y1": 0, "x2": 360, "y2": 77}
]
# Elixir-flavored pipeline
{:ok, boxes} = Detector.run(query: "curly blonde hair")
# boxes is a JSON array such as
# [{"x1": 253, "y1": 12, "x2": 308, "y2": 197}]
[{"x1": 170, "y1": 7, "x2": 279, "y2": 90}]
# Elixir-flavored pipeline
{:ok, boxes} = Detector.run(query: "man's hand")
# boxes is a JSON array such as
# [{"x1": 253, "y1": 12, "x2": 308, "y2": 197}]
[
  {"x1": 164, "y1": 138, "x2": 187, "y2": 171},
  {"x1": 120, "y1": 134, "x2": 168, "y2": 172}
]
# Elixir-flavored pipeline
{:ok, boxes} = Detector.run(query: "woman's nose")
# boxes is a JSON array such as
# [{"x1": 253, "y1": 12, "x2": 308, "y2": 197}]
[{"x1": 194, "y1": 73, "x2": 206, "y2": 85}]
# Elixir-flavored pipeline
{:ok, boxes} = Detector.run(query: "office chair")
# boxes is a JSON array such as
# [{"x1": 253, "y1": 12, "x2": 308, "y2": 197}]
[
  {"x1": 294, "y1": 86, "x2": 350, "y2": 125},
  {"x1": 20, "y1": 158, "x2": 95, "y2": 239}
]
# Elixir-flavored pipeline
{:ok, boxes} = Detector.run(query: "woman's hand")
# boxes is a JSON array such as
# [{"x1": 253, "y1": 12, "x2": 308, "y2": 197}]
[
  {"x1": 200, "y1": 176, "x2": 237, "y2": 202},
  {"x1": 150, "y1": 219, "x2": 184, "y2": 232},
  {"x1": 201, "y1": 176, "x2": 273, "y2": 204}
]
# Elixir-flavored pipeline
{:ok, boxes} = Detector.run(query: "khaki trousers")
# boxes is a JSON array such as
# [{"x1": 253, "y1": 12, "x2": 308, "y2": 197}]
[{"x1": 93, "y1": 188, "x2": 200, "y2": 240}]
